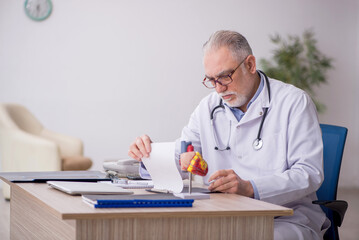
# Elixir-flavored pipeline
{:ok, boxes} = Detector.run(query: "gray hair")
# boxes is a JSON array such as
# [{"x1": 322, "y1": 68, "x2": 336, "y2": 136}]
[{"x1": 203, "y1": 30, "x2": 253, "y2": 62}]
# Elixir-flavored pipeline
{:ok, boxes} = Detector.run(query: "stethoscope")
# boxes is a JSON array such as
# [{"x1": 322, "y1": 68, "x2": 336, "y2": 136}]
[{"x1": 210, "y1": 70, "x2": 271, "y2": 151}]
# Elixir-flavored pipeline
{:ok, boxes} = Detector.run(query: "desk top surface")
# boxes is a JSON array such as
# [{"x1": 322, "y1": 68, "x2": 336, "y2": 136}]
[{"x1": 6, "y1": 181, "x2": 293, "y2": 220}]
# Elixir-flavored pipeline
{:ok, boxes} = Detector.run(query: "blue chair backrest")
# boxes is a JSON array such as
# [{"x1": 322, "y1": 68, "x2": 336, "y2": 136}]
[
  {"x1": 317, "y1": 124, "x2": 348, "y2": 240},
  {"x1": 317, "y1": 124, "x2": 348, "y2": 201}
]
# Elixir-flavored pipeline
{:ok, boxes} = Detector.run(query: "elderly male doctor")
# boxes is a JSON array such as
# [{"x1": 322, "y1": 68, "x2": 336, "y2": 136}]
[{"x1": 129, "y1": 30, "x2": 329, "y2": 239}]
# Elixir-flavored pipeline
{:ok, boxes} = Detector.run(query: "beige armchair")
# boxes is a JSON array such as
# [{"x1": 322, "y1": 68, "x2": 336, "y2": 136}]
[{"x1": 0, "y1": 103, "x2": 92, "y2": 199}]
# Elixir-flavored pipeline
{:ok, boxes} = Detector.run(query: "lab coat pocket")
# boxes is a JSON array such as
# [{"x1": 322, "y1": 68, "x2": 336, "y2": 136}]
[{"x1": 247, "y1": 132, "x2": 287, "y2": 175}]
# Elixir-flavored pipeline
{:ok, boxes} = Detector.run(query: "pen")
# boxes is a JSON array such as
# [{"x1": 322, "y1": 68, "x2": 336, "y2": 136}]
[
  {"x1": 208, "y1": 179, "x2": 216, "y2": 184},
  {"x1": 208, "y1": 177, "x2": 222, "y2": 184}
]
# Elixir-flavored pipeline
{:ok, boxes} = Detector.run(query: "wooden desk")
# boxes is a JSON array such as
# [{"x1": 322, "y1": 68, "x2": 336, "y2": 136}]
[{"x1": 3, "y1": 179, "x2": 292, "y2": 240}]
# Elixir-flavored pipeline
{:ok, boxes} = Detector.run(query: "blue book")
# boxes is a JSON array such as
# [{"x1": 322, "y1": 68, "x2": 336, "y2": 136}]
[{"x1": 82, "y1": 193, "x2": 194, "y2": 208}]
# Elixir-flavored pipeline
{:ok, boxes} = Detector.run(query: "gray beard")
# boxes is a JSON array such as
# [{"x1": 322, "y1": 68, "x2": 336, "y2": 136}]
[{"x1": 219, "y1": 92, "x2": 248, "y2": 108}]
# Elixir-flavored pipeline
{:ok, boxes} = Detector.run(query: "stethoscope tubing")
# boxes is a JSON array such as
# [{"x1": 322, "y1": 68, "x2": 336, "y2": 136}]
[{"x1": 210, "y1": 70, "x2": 271, "y2": 151}]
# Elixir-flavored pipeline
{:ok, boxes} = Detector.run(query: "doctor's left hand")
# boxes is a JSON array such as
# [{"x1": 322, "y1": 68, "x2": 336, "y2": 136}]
[
  {"x1": 208, "y1": 169, "x2": 254, "y2": 198},
  {"x1": 128, "y1": 134, "x2": 152, "y2": 161}
]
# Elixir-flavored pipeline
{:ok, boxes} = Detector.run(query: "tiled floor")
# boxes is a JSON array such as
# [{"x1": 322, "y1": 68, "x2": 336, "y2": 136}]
[{"x1": 0, "y1": 187, "x2": 358, "y2": 239}]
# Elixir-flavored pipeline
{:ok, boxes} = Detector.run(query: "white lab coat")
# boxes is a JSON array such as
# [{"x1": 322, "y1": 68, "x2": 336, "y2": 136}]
[{"x1": 175, "y1": 77, "x2": 329, "y2": 238}]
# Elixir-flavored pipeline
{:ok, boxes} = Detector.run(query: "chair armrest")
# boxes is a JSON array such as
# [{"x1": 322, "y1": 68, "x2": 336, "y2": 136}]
[
  {"x1": 312, "y1": 200, "x2": 348, "y2": 227},
  {"x1": 0, "y1": 128, "x2": 61, "y2": 171},
  {"x1": 41, "y1": 129, "x2": 83, "y2": 157}
]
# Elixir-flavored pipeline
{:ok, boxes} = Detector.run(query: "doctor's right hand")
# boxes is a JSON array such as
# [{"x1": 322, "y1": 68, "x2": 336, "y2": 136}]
[
  {"x1": 179, "y1": 152, "x2": 196, "y2": 171},
  {"x1": 128, "y1": 135, "x2": 152, "y2": 161}
]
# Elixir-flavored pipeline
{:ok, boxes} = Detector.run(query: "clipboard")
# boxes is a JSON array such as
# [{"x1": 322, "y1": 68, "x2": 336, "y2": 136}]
[
  {"x1": 47, "y1": 181, "x2": 133, "y2": 195},
  {"x1": 0, "y1": 171, "x2": 111, "y2": 183}
]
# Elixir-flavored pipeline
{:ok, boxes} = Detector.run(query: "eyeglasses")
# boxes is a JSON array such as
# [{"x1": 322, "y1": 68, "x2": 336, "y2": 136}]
[{"x1": 202, "y1": 56, "x2": 248, "y2": 89}]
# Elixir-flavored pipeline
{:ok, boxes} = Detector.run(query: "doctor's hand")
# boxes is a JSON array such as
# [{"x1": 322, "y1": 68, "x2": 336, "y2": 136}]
[
  {"x1": 208, "y1": 169, "x2": 254, "y2": 198},
  {"x1": 128, "y1": 135, "x2": 152, "y2": 161},
  {"x1": 179, "y1": 152, "x2": 196, "y2": 171}
]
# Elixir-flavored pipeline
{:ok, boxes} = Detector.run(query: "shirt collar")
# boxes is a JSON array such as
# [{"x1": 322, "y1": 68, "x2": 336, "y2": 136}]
[{"x1": 225, "y1": 71, "x2": 265, "y2": 121}]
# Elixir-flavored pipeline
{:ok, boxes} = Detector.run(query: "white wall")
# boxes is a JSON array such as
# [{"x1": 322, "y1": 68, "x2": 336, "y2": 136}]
[
  {"x1": 314, "y1": 0, "x2": 359, "y2": 188},
  {"x1": 0, "y1": 0, "x2": 358, "y2": 187}
]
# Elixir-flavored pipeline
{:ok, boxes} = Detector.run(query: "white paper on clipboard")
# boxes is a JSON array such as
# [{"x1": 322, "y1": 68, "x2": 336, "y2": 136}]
[{"x1": 142, "y1": 142, "x2": 183, "y2": 193}]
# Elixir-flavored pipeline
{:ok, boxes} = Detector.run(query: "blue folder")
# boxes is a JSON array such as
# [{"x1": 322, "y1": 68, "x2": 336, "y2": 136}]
[{"x1": 82, "y1": 193, "x2": 194, "y2": 208}]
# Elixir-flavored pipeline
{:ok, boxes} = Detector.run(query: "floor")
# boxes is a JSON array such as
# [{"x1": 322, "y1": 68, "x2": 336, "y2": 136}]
[{"x1": 0, "y1": 187, "x2": 358, "y2": 239}]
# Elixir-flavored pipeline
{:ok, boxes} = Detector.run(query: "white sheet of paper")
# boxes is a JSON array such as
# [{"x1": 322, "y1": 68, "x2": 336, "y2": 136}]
[{"x1": 142, "y1": 142, "x2": 183, "y2": 193}]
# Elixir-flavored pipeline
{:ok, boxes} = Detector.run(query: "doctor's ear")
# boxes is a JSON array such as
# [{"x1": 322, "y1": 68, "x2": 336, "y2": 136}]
[{"x1": 245, "y1": 55, "x2": 257, "y2": 74}]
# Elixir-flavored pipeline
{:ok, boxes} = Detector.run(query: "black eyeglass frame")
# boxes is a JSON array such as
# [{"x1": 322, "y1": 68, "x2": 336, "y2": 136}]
[{"x1": 202, "y1": 56, "x2": 248, "y2": 89}]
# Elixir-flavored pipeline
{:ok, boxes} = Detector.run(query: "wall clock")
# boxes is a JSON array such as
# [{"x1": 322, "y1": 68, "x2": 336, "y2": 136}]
[{"x1": 24, "y1": 0, "x2": 53, "y2": 21}]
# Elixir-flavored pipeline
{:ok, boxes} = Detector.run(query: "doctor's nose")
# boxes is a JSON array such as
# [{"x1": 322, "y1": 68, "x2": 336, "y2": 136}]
[{"x1": 215, "y1": 83, "x2": 227, "y2": 93}]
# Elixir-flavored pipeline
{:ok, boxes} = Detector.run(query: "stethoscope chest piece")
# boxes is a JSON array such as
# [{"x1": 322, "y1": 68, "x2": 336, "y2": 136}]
[{"x1": 253, "y1": 138, "x2": 263, "y2": 150}]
